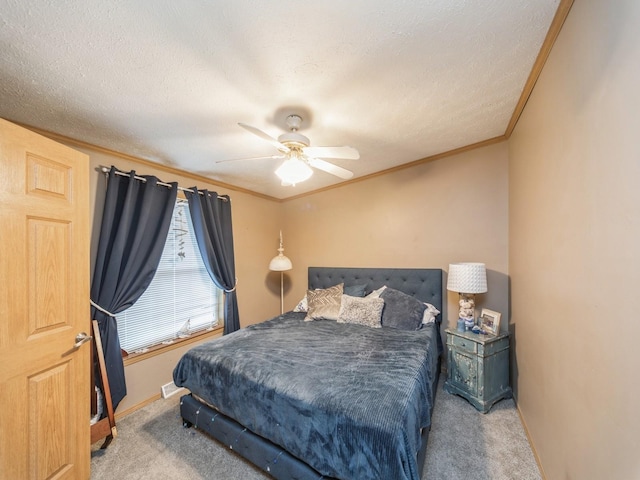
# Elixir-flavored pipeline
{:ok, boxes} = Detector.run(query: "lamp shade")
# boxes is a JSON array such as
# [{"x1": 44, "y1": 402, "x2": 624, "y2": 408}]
[
  {"x1": 269, "y1": 230, "x2": 292, "y2": 271},
  {"x1": 275, "y1": 156, "x2": 313, "y2": 185},
  {"x1": 269, "y1": 254, "x2": 292, "y2": 271},
  {"x1": 447, "y1": 262, "x2": 487, "y2": 294}
]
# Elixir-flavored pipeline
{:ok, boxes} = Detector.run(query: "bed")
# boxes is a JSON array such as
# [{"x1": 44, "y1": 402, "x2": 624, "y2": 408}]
[{"x1": 174, "y1": 267, "x2": 443, "y2": 480}]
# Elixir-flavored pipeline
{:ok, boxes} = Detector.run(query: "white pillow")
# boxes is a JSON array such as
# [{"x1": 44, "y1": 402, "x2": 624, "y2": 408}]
[
  {"x1": 293, "y1": 295, "x2": 308, "y2": 312},
  {"x1": 365, "y1": 285, "x2": 387, "y2": 298},
  {"x1": 422, "y1": 303, "x2": 441, "y2": 324}
]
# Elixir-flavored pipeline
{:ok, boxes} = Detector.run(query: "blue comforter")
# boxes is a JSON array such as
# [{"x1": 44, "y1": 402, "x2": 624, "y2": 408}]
[{"x1": 173, "y1": 312, "x2": 439, "y2": 480}]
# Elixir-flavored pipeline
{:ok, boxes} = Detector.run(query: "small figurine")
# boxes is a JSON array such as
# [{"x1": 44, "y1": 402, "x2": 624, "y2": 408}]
[{"x1": 464, "y1": 318, "x2": 475, "y2": 331}]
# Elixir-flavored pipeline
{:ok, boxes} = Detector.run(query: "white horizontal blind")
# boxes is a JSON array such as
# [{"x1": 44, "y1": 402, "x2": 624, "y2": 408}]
[{"x1": 116, "y1": 200, "x2": 222, "y2": 353}]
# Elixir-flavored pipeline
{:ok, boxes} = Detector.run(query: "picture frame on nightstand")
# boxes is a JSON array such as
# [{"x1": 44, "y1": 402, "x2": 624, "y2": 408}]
[{"x1": 479, "y1": 308, "x2": 501, "y2": 335}]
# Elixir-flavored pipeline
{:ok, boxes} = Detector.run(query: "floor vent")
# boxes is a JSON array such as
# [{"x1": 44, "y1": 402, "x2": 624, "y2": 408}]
[{"x1": 161, "y1": 381, "x2": 185, "y2": 399}]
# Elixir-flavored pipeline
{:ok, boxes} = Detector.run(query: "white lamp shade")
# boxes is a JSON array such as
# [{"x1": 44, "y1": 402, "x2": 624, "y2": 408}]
[
  {"x1": 275, "y1": 158, "x2": 313, "y2": 185},
  {"x1": 269, "y1": 230, "x2": 292, "y2": 271},
  {"x1": 269, "y1": 254, "x2": 292, "y2": 271},
  {"x1": 447, "y1": 262, "x2": 487, "y2": 294}
]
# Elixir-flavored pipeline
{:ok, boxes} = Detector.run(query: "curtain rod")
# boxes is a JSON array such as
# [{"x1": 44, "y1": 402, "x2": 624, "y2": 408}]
[{"x1": 100, "y1": 166, "x2": 228, "y2": 201}]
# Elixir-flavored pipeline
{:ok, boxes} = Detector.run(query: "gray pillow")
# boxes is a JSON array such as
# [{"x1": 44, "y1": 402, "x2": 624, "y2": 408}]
[
  {"x1": 344, "y1": 283, "x2": 367, "y2": 297},
  {"x1": 380, "y1": 287, "x2": 426, "y2": 330}
]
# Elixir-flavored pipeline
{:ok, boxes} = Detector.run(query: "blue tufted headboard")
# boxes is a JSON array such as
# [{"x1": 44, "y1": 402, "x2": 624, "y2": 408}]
[{"x1": 308, "y1": 267, "x2": 443, "y2": 318}]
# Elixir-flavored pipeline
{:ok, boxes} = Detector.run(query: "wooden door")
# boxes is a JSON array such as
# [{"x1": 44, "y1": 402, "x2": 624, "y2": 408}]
[{"x1": 0, "y1": 119, "x2": 90, "y2": 479}]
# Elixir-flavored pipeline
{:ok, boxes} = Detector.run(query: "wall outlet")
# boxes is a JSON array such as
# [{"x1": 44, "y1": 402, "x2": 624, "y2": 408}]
[{"x1": 161, "y1": 381, "x2": 186, "y2": 399}]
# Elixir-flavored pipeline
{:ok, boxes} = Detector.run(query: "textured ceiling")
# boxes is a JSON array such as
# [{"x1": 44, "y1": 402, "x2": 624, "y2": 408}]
[{"x1": 0, "y1": 0, "x2": 561, "y2": 199}]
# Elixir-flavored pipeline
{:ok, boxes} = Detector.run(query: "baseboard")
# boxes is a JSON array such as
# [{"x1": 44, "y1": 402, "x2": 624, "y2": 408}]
[
  {"x1": 114, "y1": 393, "x2": 161, "y2": 421},
  {"x1": 513, "y1": 395, "x2": 547, "y2": 480}
]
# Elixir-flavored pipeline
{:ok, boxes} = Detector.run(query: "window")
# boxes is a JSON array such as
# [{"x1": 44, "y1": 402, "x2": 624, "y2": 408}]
[{"x1": 115, "y1": 199, "x2": 223, "y2": 354}]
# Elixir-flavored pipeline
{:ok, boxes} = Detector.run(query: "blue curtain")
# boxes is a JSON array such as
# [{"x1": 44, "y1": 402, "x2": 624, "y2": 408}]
[
  {"x1": 90, "y1": 166, "x2": 177, "y2": 411},
  {"x1": 185, "y1": 189, "x2": 240, "y2": 334}
]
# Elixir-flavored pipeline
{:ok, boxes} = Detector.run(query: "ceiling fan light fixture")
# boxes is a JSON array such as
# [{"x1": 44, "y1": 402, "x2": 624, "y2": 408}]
[
  {"x1": 275, "y1": 157, "x2": 313, "y2": 185},
  {"x1": 238, "y1": 112, "x2": 358, "y2": 186}
]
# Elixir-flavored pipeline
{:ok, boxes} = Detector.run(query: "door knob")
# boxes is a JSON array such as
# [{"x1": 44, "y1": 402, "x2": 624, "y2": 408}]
[{"x1": 74, "y1": 332, "x2": 93, "y2": 348}]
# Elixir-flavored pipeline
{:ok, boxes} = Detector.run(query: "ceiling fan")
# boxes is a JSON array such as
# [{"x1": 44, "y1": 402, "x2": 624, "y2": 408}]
[{"x1": 226, "y1": 114, "x2": 359, "y2": 186}]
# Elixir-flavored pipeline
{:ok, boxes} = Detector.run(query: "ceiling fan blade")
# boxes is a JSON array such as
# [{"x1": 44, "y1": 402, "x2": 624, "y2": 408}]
[
  {"x1": 216, "y1": 154, "x2": 283, "y2": 164},
  {"x1": 303, "y1": 146, "x2": 359, "y2": 160},
  {"x1": 308, "y1": 158, "x2": 354, "y2": 180},
  {"x1": 238, "y1": 123, "x2": 289, "y2": 152}
]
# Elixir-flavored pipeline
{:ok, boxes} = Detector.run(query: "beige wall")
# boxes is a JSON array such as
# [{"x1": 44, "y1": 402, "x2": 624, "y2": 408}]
[
  {"x1": 508, "y1": 1, "x2": 640, "y2": 478},
  {"x1": 78, "y1": 147, "x2": 283, "y2": 414},
  {"x1": 79, "y1": 138, "x2": 509, "y2": 415},
  {"x1": 282, "y1": 141, "x2": 510, "y2": 335}
]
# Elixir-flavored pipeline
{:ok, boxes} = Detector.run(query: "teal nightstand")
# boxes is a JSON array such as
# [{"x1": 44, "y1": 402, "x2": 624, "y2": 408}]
[{"x1": 443, "y1": 328, "x2": 512, "y2": 413}]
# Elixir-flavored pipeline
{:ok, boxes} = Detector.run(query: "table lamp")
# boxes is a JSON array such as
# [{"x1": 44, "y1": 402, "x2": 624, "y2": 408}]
[
  {"x1": 447, "y1": 262, "x2": 487, "y2": 331},
  {"x1": 269, "y1": 231, "x2": 292, "y2": 314}
]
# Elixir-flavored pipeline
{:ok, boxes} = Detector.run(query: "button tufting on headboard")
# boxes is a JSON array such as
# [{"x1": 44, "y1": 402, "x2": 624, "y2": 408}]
[{"x1": 308, "y1": 267, "x2": 443, "y2": 317}]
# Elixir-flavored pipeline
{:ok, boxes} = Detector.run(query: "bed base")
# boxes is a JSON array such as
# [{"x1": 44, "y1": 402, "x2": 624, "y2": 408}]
[
  {"x1": 180, "y1": 394, "x2": 334, "y2": 479},
  {"x1": 179, "y1": 358, "x2": 440, "y2": 480},
  {"x1": 180, "y1": 394, "x2": 432, "y2": 480}
]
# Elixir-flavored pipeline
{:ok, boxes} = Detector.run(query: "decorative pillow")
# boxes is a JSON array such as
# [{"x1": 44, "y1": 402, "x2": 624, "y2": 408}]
[
  {"x1": 293, "y1": 283, "x2": 365, "y2": 313},
  {"x1": 366, "y1": 285, "x2": 387, "y2": 299},
  {"x1": 337, "y1": 295, "x2": 384, "y2": 328},
  {"x1": 293, "y1": 295, "x2": 308, "y2": 312},
  {"x1": 304, "y1": 283, "x2": 344, "y2": 321},
  {"x1": 380, "y1": 287, "x2": 426, "y2": 331},
  {"x1": 344, "y1": 283, "x2": 367, "y2": 298},
  {"x1": 422, "y1": 303, "x2": 441, "y2": 324}
]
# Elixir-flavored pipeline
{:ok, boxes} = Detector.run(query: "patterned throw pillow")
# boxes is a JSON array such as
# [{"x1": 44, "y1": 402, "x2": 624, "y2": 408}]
[
  {"x1": 337, "y1": 295, "x2": 384, "y2": 328},
  {"x1": 304, "y1": 283, "x2": 344, "y2": 321}
]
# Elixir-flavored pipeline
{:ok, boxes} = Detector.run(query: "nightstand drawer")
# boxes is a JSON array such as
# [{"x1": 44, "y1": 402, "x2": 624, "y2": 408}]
[
  {"x1": 478, "y1": 336, "x2": 509, "y2": 356},
  {"x1": 451, "y1": 335, "x2": 477, "y2": 353}
]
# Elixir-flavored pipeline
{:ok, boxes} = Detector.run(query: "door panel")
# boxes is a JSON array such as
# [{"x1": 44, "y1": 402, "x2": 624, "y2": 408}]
[
  {"x1": 29, "y1": 362, "x2": 72, "y2": 479},
  {"x1": 0, "y1": 118, "x2": 90, "y2": 479},
  {"x1": 451, "y1": 350, "x2": 478, "y2": 396},
  {"x1": 29, "y1": 218, "x2": 70, "y2": 334}
]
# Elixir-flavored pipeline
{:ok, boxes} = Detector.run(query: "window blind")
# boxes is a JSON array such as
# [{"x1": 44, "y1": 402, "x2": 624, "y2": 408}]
[{"x1": 116, "y1": 200, "x2": 222, "y2": 353}]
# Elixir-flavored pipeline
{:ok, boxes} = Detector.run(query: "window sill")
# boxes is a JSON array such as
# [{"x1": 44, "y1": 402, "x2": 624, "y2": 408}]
[{"x1": 122, "y1": 325, "x2": 224, "y2": 367}]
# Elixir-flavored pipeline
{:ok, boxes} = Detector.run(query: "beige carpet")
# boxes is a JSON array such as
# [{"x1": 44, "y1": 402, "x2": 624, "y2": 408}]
[{"x1": 91, "y1": 380, "x2": 541, "y2": 479}]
